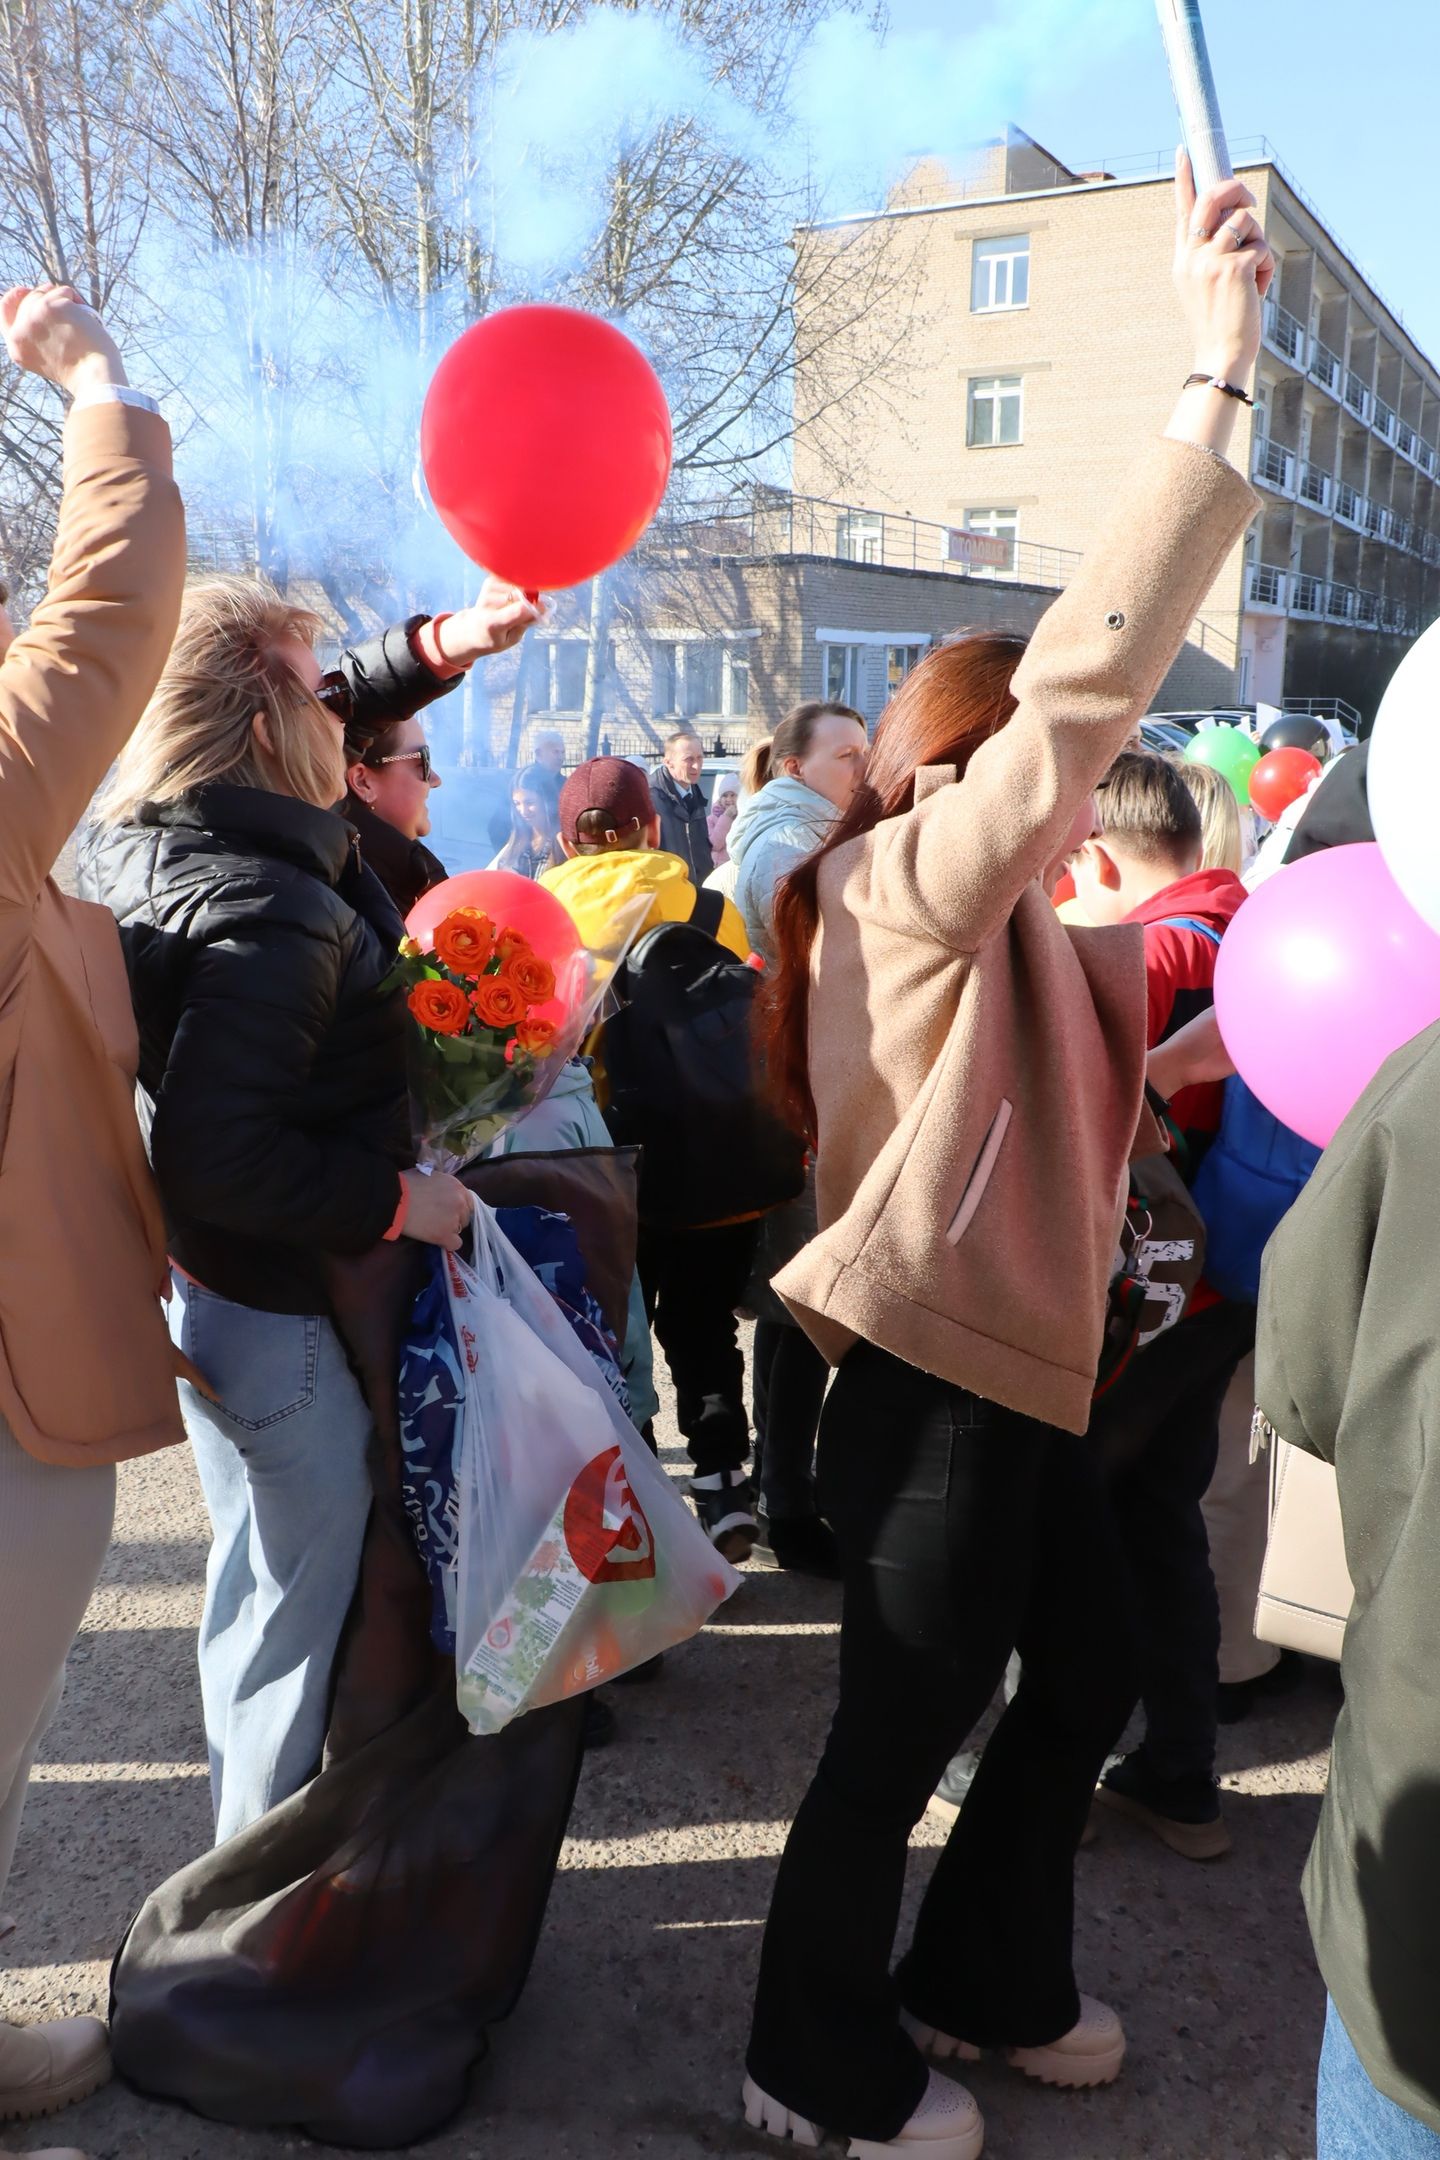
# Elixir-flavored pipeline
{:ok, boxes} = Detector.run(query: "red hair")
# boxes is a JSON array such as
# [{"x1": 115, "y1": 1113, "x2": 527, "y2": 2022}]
[{"x1": 764, "y1": 631, "x2": 1028, "y2": 1142}]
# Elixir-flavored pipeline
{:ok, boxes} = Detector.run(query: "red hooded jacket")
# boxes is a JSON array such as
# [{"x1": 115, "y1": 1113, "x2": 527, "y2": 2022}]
[{"x1": 1125, "y1": 866, "x2": 1248, "y2": 1141}]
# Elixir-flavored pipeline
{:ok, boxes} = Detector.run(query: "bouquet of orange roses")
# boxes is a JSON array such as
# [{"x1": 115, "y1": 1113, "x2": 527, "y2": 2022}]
[{"x1": 394, "y1": 873, "x2": 594, "y2": 1170}]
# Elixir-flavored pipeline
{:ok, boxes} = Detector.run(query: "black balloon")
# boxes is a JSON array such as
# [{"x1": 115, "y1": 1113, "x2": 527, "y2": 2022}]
[{"x1": 1260, "y1": 714, "x2": 1331, "y2": 760}]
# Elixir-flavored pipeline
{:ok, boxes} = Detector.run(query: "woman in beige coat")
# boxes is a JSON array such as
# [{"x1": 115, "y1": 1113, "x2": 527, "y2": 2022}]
[
  {"x1": 0, "y1": 288, "x2": 186, "y2": 2157},
  {"x1": 740, "y1": 165, "x2": 1269, "y2": 2160}
]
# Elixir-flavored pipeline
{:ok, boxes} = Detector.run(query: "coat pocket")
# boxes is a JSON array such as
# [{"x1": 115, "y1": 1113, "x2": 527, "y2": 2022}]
[{"x1": 944, "y1": 1098, "x2": 1013, "y2": 1247}]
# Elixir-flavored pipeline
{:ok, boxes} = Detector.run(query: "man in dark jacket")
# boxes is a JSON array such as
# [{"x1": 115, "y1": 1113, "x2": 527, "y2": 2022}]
[
  {"x1": 650, "y1": 727, "x2": 713, "y2": 882},
  {"x1": 338, "y1": 586, "x2": 539, "y2": 918},
  {"x1": 1257, "y1": 1018, "x2": 1440, "y2": 2157}
]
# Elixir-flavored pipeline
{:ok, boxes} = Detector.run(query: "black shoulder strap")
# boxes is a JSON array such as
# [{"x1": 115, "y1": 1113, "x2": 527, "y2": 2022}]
[{"x1": 689, "y1": 885, "x2": 726, "y2": 940}]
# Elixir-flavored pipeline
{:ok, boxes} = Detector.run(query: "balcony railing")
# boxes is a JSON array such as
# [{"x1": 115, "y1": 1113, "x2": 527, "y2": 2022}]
[
  {"x1": 1326, "y1": 582, "x2": 1358, "y2": 622},
  {"x1": 1374, "y1": 399, "x2": 1397, "y2": 443},
  {"x1": 1291, "y1": 573, "x2": 1325, "y2": 617},
  {"x1": 1344, "y1": 371, "x2": 1372, "y2": 422},
  {"x1": 1425, "y1": 533, "x2": 1440, "y2": 567},
  {"x1": 1335, "y1": 480, "x2": 1366, "y2": 528},
  {"x1": 651, "y1": 493, "x2": 1082, "y2": 591},
  {"x1": 1398, "y1": 419, "x2": 1417, "y2": 457},
  {"x1": 1356, "y1": 589, "x2": 1382, "y2": 628},
  {"x1": 1263, "y1": 296, "x2": 1306, "y2": 365},
  {"x1": 1310, "y1": 340, "x2": 1344, "y2": 396},
  {"x1": 1252, "y1": 436, "x2": 1295, "y2": 494},
  {"x1": 1420, "y1": 439, "x2": 1437, "y2": 475},
  {"x1": 1246, "y1": 562, "x2": 1287, "y2": 609},
  {"x1": 1297, "y1": 460, "x2": 1333, "y2": 512},
  {"x1": 1365, "y1": 501, "x2": 1391, "y2": 541}
]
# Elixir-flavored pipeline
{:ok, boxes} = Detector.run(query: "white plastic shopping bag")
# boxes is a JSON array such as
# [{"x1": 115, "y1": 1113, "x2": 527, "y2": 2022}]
[{"x1": 447, "y1": 1199, "x2": 741, "y2": 1734}]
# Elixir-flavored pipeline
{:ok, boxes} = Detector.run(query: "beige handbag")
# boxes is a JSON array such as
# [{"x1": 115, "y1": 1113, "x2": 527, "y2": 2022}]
[{"x1": 1254, "y1": 1439, "x2": 1353, "y2": 1662}]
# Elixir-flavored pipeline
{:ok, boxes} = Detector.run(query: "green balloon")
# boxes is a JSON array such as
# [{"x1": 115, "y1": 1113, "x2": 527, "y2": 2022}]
[{"x1": 1184, "y1": 724, "x2": 1262, "y2": 805}]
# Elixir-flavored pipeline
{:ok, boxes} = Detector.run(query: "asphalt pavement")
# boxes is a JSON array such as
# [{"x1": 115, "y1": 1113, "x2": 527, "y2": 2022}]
[{"x1": 5, "y1": 1374, "x2": 1334, "y2": 2160}]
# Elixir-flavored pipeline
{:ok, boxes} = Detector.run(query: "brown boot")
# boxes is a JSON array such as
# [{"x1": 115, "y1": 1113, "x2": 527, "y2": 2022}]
[{"x1": 0, "y1": 2018, "x2": 110, "y2": 2122}]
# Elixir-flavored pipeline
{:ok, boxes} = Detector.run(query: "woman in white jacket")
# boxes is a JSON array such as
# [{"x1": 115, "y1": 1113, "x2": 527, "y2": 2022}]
[{"x1": 729, "y1": 701, "x2": 868, "y2": 1575}]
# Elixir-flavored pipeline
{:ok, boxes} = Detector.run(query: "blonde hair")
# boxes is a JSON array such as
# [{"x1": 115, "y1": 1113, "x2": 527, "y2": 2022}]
[
  {"x1": 739, "y1": 738, "x2": 771, "y2": 795},
  {"x1": 101, "y1": 576, "x2": 339, "y2": 821},
  {"x1": 1170, "y1": 753, "x2": 1244, "y2": 875}
]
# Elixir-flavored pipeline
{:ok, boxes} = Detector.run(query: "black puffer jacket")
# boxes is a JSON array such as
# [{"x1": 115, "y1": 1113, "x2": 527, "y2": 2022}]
[
  {"x1": 79, "y1": 785, "x2": 413, "y2": 1317},
  {"x1": 344, "y1": 796, "x2": 447, "y2": 922}
]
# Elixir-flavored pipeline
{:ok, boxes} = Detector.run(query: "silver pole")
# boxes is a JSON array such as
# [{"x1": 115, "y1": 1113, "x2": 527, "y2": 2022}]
[{"x1": 1154, "y1": 0, "x2": 1233, "y2": 193}]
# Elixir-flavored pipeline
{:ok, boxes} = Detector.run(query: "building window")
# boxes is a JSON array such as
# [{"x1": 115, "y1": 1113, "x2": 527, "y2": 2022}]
[
  {"x1": 728, "y1": 649, "x2": 750, "y2": 718},
  {"x1": 967, "y1": 375, "x2": 1023, "y2": 447},
  {"x1": 652, "y1": 639, "x2": 750, "y2": 719},
  {"x1": 536, "y1": 640, "x2": 588, "y2": 713},
  {"x1": 823, "y1": 644, "x2": 863, "y2": 705},
  {"x1": 652, "y1": 641, "x2": 680, "y2": 715},
  {"x1": 887, "y1": 643, "x2": 928, "y2": 696},
  {"x1": 689, "y1": 640, "x2": 723, "y2": 716},
  {"x1": 971, "y1": 235, "x2": 1030, "y2": 313},
  {"x1": 963, "y1": 506, "x2": 1019, "y2": 579},
  {"x1": 836, "y1": 510, "x2": 884, "y2": 563}
]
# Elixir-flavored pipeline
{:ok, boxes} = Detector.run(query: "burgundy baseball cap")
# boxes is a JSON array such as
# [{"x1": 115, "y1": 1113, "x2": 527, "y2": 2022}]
[{"x1": 558, "y1": 757, "x2": 656, "y2": 849}]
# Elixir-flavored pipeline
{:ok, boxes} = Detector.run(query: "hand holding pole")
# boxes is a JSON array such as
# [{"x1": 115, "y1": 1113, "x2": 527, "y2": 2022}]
[{"x1": 1155, "y1": 0, "x2": 1233, "y2": 193}]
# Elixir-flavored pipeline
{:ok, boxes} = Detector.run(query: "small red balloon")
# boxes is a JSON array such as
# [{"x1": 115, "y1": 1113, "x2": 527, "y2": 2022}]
[
  {"x1": 1249, "y1": 747, "x2": 1323, "y2": 824},
  {"x1": 406, "y1": 871, "x2": 583, "y2": 1027},
  {"x1": 420, "y1": 305, "x2": 673, "y2": 590}
]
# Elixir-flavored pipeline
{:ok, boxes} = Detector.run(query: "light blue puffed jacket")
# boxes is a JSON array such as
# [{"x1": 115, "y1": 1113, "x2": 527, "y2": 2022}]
[{"x1": 727, "y1": 775, "x2": 837, "y2": 960}]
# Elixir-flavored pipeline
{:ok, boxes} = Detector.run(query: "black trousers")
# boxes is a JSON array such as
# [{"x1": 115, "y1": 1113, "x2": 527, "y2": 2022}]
[
  {"x1": 752, "y1": 1318, "x2": 830, "y2": 1518},
  {"x1": 747, "y1": 1342, "x2": 1138, "y2": 2140},
  {"x1": 636, "y1": 1219, "x2": 759, "y2": 1480},
  {"x1": 1105, "y1": 1297, "x2": 1258, "y2": 1783}
]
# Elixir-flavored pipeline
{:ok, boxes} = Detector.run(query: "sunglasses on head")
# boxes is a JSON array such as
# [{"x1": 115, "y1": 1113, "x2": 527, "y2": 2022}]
[{"x1": 315, "y1": 671, "x2": 354, "y2": 724}]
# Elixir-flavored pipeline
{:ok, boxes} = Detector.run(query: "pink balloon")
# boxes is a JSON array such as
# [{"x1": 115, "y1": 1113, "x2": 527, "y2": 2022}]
[
  {"x1": 1215, "y1": 843, "x2": 1440, "y2": 1147},
  {"x1": 406, "y1": 870, "x2": 583, "y2": 1027}
]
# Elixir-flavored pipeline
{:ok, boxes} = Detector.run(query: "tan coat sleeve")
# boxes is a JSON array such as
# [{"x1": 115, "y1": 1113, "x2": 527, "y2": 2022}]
[
  {"x1": 858, "y1": 438, "x2": 1257, "y2": 952},
  {"x1": 0, "y1": 402, "x2": 185, "y2": 912}
]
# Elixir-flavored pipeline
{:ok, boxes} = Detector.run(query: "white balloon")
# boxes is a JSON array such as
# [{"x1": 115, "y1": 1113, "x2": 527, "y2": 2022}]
[{"x1": 1369, "y1": 617, "x2": 1440, "y2": 935}]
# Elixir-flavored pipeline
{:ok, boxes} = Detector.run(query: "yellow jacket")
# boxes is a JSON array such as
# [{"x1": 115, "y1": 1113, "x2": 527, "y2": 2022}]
[{"x1": 541, "y1": 847, "x2": 751, "y2": 962}]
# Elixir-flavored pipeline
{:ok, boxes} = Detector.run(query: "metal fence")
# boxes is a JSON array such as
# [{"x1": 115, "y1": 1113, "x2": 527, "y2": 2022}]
[{"x1": 649, "y1": 494, "x2": 1081, "y2": 592}]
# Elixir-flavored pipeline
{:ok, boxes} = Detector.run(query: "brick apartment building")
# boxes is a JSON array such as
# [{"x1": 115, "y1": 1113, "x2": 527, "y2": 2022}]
[{"x1": 791, "y1": 126, "x2": 1440, "y2": 726}]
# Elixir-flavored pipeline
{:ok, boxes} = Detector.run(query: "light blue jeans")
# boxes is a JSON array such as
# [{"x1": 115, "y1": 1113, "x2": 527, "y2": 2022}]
[
  {"x1": 168, "y1": 1275, "x2": 375, "y2": 1846},
  {"x1": 1318, "y1": 1998, "x2": 1440, "y2": 2157}
]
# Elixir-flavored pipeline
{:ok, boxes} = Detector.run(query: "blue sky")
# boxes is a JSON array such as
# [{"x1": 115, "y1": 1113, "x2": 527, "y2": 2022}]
[{"x1": 884, "y1": 0, "x2": 1440, "y2": 357}]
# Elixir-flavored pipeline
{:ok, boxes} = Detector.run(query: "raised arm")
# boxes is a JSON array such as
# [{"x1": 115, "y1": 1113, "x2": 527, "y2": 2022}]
[
  {"x1": 0, "y1": 285, "x2": 184, "y2": 907},
  {"x1": 338, "y1": 580, "x2": 543, "y2": 739},
  {"x1": 864, "y1": 161, "x2": 1272, "y2": 952}
]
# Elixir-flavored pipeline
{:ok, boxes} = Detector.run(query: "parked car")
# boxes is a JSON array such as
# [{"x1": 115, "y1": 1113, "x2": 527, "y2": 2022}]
[{"x1": 1139, "y1": 718, "x2": 1194, "y2": 755}]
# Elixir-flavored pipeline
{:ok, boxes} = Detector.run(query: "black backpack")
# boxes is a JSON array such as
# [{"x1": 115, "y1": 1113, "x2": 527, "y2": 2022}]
[{"x1": 601, "y1": 888, "x2": 806, "y2": 1229}]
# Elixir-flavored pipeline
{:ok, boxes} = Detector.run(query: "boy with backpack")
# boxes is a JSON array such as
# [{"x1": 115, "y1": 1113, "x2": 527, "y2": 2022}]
[
  {"x1": 542, "y1": 759, "x2": 802, "y2": 1561},
  {"x1": 1069, "y1": 751, "x2": 1254, "y2": 1859}
]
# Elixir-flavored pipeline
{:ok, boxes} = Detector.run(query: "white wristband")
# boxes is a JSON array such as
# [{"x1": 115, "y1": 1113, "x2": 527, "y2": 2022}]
[{"x1": 69, "y1": 384, "x2": 161, "y2": 417}]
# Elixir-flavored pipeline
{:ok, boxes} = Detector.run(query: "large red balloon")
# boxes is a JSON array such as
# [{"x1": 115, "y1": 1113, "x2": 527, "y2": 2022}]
[
  {"x1": 407, "y1": 871, "x2": 583, "y2": 1027},
  {"x1": 1249, "y1": 746, "x2": 1323, "y2": 824},
  {"x1": 420, "y1": 305, "x2": 673, "y2": 590}
]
